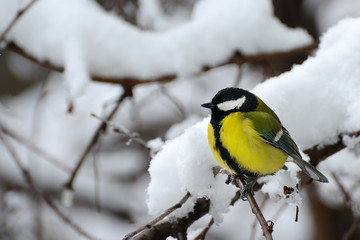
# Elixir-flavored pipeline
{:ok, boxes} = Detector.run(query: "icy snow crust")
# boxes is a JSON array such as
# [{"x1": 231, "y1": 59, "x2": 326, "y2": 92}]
[{"x1": 147, "y1": 18, "x2": 360, "y2": 220}]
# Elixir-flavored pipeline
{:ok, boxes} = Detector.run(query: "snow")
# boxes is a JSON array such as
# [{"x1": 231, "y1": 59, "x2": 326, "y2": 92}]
[
  {"x1": 63, "y1": 38, "x2": 90, "y2": 102},
  {"x1": 253, "y1": 18, "x2": 360, "y2": 148},
  {"x1": 314, "y1": 0, "x2": 360, "y2": 33},
  {"x1": 259, "y1": 163, "x2": 302, "y2": 206},
  {"x1": 137, "y1": 0, "x2": 192, "y2": 30},
  {"x1": 147, "y1": 118, "x2": 238, "y2": 222},
  {"x1": 0, "y1": 0, "x2": 312, "y2": 101},
  {"x1": 147, "y1": 17, "x2": 360, "y2": 221}
]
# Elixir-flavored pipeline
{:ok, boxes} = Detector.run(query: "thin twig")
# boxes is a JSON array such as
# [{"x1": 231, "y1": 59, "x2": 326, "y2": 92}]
[
  {"x1": 216, "y1": 168, "x2": 273, "y2": 239},
  {"x1": 331, "y1": 172, "x2": 352, "y2": 204},
  {"x1": 234, "y1": 177, "x2": 273, "y2": 240},
  {"x1": 250, "y1": 195, "x2": 269, "y2": 240},
  {"x1": 233, "y1": 64, "x2": 243, "y2": 87},
  {"x1": 159, "y1": 84, "x2": 186, "y2": 119},
  {"x1": 229, "y1": 190, "x2": 241, "y2": 206},
  {"x1": 0, "y1": 0, "x2": 38, "y2": 42},
  {"x1": 295, "y1": 206, "x2": 299, "y2": 222},
  {"x1": 63, "y1": 89, "x2": 132, "y2": 191},
  {"x1": 331, "y1": 172, "x2": 360, "y2": 240},
  {"x1": 123, "y1": 192, "x2": 191, "y2": 240},
  {"x1": 0, "y1": 132, "x2": 99, "y2": 240},
  {"x1": 92, "y1": 139, "x2": 102, "y2": 213},
  {"x1": 0, "y1": 124, "x2": 71, "y2": 172},
  {"x1": 193, "y1": 217, "x2": 214, "y2": 240},
  {"x1": 342, "y1": 218, "x2": 360, "y2": 240},
  {"x1": 271, "y1": 202, "x2": 288, "y2": 223},
  {"x1": 91, "y1": 113, "x2": 148, "y2": 149}
]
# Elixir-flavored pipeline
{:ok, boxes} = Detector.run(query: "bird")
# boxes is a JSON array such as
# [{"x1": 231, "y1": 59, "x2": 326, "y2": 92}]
[{"x1": 201, "y1": 87, "x2": 328, "y2": 199}]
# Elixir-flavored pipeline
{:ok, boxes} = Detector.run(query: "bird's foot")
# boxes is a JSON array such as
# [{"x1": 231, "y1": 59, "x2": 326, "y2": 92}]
[
  {"x1": 226, "y1": 174, "x2": 243, "y2": 188},
  {"x1": 226, "y1": 174, "x2": 256, "y2": 201},
  {"x1": 240, "y1": 183, "x2": 255, "y2": 201}
]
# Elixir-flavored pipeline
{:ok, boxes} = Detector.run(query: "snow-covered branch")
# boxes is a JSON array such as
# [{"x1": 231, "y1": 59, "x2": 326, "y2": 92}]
[
  {"x1": 130, "y1": 129, "x2": 360, "y2": 239},
  {"x1": 7, "y1": 41, "x2": 317, "y2": 87},
  {"x1": 0, "y1": 0, "x2": 312, "y2": 102}
]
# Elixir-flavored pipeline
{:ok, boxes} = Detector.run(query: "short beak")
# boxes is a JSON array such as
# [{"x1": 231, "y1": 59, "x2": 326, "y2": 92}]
[{"x1": 201, "y1": 102, "x2": 214, "y2": 109}]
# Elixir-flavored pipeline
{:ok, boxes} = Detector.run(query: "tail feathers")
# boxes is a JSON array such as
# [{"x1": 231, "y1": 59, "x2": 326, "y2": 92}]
[{"x1": 292, "y1": 158, "x2": 329, "y2": 183}]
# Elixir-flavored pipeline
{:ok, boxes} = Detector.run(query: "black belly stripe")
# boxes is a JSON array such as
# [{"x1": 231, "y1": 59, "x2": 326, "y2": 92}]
[{"x1": 211, "y1": 121, "x2": 257, "y2": 178}]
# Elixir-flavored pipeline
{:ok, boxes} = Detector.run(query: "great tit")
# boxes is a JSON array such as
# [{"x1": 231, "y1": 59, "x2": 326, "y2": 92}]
[{"x1": 202, "y1": 87, "x2": 328, "y2": 198}]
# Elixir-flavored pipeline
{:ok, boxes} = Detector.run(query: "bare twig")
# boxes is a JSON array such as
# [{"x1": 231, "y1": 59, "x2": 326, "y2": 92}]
[
  {"x1": 233, "y1": 64, "x2": 244, "y2": 87},
  {"x1": 123, "y1": 192, "x2": 191, "y2": 240},
  {"x1": 331, "y1": 172, "x2": 360, "y2": 240},
  {"x1": 342, "y1": 218, "x2": 360, "y2": 240},
  {"x1": 214, "y1": 167, "x2": 273, "y2": 239},
  {"x1": 0, "y1": 132, "x2": 99, "y2": 240},
  {"x1": 229, "y1": 190, "x2": 241, "y2": 206},
  {"x1": 250, "y1": 195, "x2": 269, "y2": 240},
  {"x1": 270, "y1": 203, "x2": 287, "y2": 224},
  {"x1": 92, "y1": 139, "x2": 102, "y2": 213},
  {"x1": 331, "y1": 172, "x2": 352, "y2": 204},
  {"x1": 193, "y1": 217, "x2": 214, "y2": 240},
  {"x1": 234, "y1": 177, "x2": 273, "y2": 240},
  {"x1": 0, "y1": 124, "x2": 71, "y2": 172},
  {"x1": 295, "y1": 205, "x2": 299, "y2": 222},
  {"x1": 159, "y1": 84, "x2": 186, "y2": 119},
  {"x1": 63, "y1": 89, "x2": 132, "y2": 192},
  {"x1": 0, "y1": 0, "x2": 38, "y2": 42},
  {"x1": 91, "y1": 113, "x2": 148, "y2": 149}
]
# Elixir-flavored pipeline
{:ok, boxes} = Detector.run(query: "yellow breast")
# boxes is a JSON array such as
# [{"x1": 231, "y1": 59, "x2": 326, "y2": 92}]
[{"x1": 207, "y1": 112, "x2": 287, "y2": 176}]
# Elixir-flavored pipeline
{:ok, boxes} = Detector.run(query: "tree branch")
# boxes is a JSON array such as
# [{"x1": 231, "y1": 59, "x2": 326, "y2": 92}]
[
  {"x1": 63, "y1": 89, "x2": 132, "y2": 194},
  {"x1": 234, "y1": 176, "x2": 273, "y2": 240},
  {"x1": 331, "y1": 172, "x2": 360, "y2": 240},
  {"x1": 0, "y1": 0, "x2": 38, "y2": 42},
  {"x1": 6, "y1": 41, "x2": 317, "y2": 89},
  {"x1": 0, "y1": 123, "x2": 71, "y2": 172},
  {"x1": 127, "y1": 167, "x2": 272, "y2": 240},
  {"x1": 342, "y1": 218, "x2": 360, "y2": 240},
  {"x1": 304, "y1": 130, "x2": 360, "y2": 166},
  {"x1": 131, "y1": 197, "x2": 210, "y2": 240},
  {"x1": 91, "y1": 113, "x2": 149, "y2": 149},
  {"x1": 123, "y1": 129, "x2": 360, "y2": 240},
  {"x1": 123, "y1": 192, "x2": 191, "y2": 240},
  {"x1": 193, "y1": 217, "x2": 214, "y2": 240}
]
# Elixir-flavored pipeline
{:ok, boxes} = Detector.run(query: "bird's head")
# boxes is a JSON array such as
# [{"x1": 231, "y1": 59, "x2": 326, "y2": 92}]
[{"x1": 201, "y1": 88, "x2": 258, "y2": 115}]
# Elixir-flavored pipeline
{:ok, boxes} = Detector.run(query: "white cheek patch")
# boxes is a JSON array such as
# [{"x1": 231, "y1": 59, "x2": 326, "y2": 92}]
[{"x1": 217, "y1": 96, "x2": 246, "y2": 111}]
